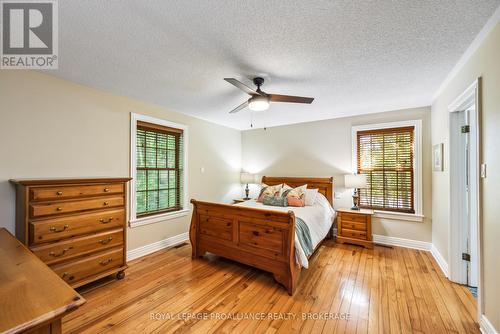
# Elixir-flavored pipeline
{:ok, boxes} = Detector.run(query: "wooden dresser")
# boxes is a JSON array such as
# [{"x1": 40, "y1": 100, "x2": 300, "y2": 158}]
[
  {"x1": 0, "y1": 228, "x2": 85, "y2": 334},
  {"x1": 336, "y1": 208, "x2": 374, "y2": 249},
  {"x1": 10, "y1": 178, "x2": 131, "y2": 288}
]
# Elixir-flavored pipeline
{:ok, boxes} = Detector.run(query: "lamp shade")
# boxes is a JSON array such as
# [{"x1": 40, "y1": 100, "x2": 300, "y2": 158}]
[
  {"x1": 240, "y1": 172, "x2": 255, "y2": 184},
  {"x1": 248, "y1": 96, "x2": 270, "y2": 111},
  {"x1": 344, "y1": 174, "x2": 368, "y2": 189}
]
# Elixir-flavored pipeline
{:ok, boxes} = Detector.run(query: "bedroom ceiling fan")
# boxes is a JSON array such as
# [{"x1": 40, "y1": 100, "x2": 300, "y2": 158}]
[{"x1": 224, "y1": 77, "x2": 314, "y2": 114}]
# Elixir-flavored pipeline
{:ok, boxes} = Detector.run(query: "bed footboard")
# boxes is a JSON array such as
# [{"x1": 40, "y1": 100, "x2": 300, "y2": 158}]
[{"x1": 189, "y1": 199, "x2": 300, "y2": 295}]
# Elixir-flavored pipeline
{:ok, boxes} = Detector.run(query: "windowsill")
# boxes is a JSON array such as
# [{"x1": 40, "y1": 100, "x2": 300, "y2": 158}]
[
  {"x1": 373, "y1": 210, "x2": 424, "y2": 222},
  {"x1": 129, "y1": 209, "x2": 190, "y2": 228}
]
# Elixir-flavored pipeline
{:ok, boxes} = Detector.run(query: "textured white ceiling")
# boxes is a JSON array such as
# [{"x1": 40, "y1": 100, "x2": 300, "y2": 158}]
[{"x1": 49, "y1": 1, "x2": 499, "y2": 130}]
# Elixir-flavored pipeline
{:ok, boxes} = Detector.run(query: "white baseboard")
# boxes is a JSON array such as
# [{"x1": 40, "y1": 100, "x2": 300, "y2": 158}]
[
  {"x1": 480, "y1": 315, "x2": 499, "y2": 334},
  {"x1": 372, "y1": 234, "x2": 431, "y2": 251},
  {"x1": 127, "y1": 232, "x2": 189, "y2": 261},
  {"x1": 430, "y1": 244, "x2": 449, "y2": 278},
  {"x1": 372, "y1": 235, "x2": 451, "y2": 277}
]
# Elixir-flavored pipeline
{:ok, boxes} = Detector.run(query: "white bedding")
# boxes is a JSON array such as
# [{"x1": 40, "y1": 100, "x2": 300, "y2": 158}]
[{"x1": 235, "y1": 193, "x2": 335, "y2": 268}]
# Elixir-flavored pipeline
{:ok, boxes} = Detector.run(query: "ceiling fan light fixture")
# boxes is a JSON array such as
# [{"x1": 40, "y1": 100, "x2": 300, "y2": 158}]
[
  {"x1": 248, "y1": 95, "x2": 270, "y2": 111},
  {"x1": 225, "y1": 77, "x2": 313, "y2": 114}
]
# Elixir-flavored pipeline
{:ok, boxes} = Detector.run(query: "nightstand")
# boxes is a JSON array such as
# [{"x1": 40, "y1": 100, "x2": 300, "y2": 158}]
[
  {"x1": 336, "y1": 208, "x2": 374, "y2": 249},
  {"x1": 233, "y1": 198, "x2": 251, "y2": 204}
]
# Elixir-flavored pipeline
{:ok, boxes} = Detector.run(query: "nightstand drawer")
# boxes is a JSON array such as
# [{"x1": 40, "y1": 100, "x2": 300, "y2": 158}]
[
  {"x1": 340, "y1": 212, "x2": 367, "y2": 223},
  {"x1": 341, "y1": 221, "x2": 366, "y2": 231},
  {"x1": 341, "y1": 228, "x2": 367, "y2": 240}
]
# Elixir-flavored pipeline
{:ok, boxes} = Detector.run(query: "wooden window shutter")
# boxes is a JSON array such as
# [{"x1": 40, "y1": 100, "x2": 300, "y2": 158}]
[{"x1": 357, "y1": 126, "x2": 415, "y2": 213}]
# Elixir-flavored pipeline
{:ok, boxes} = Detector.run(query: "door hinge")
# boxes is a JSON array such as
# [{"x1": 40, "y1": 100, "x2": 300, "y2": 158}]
[
  {"x1": 461, "y1": 125, "x2": 470, "y2": 133},
  {"x1": 462, "y1": 252, "x2": 471, "y2": 261}
]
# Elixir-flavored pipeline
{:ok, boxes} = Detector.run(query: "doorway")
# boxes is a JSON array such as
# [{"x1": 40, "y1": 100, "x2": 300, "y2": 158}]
[
  {"x1": 448, "y1": 78, "x2": 482, "y2": 319},
  {"x1": 451, "y1": 108, "x2": 478, "y2": 287}
]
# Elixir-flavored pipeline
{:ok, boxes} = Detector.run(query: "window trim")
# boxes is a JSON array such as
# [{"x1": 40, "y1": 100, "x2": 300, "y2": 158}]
[
  {"x1": 351, "y1": 120, "x2": 423, "y2": 220},
  {"x1": 129, "y1": 113, "x2": 189, "y2": 228}
]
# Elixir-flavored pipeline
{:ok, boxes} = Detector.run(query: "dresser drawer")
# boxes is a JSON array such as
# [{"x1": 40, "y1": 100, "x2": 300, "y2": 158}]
[
  {"x1": 51, "y1": 247, "x2": 124, "y2": 285},
  {"x1": 341, "y1": 221, "x2": 366, "y2": 231},
  {"x1": 341, "y1": 228, "x2": 367, "y2": 240},
  {"x1": 340, "y1": 212, "x2": 367, "y2": 223},
  {"x1": 30, "y1": 209, "x2": 125, "y2": 244},
  {"x1": 30, "y1": 196, "x2": 124, "y2": 218},
  {"x1": 31, "y1": 183, "x2": 124, "y2": 201},
  {"x1": 31, "y1": 229, "x2": 124, "y2": 265}
]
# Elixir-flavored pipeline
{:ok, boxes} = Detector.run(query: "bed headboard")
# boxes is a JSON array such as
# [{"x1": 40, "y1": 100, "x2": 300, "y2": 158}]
[{"x1": 261, "y1": 176, "x2": 334, "y2": 206}]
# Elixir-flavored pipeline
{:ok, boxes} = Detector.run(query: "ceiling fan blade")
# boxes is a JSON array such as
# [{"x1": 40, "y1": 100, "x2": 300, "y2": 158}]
[
  {"x1": 229, "y1": 100, "x2": 249, "y2": 114},
  {"x1": 224, "y1": 78, "x2": 261, "y2": 96},
  {"x1": 269, "y1": 94, "x2": 314, "y2": 104}
]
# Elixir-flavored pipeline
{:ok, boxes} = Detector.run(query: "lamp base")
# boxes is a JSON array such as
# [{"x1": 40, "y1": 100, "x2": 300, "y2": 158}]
[
  {"x1": 242, "y1": 197, "x2": 251, "y2": 200},
  {"x1": 244, "y1": 184, "x2": 250, "y2": 200},
  {"x1": 351, "y1": 189, "x2": 360, "y2": 211}
]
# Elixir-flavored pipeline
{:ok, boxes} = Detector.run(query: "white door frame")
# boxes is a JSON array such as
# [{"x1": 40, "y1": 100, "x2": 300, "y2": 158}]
[{"x1": 447, "y1": 78, "x2": 482, "y2": 319}]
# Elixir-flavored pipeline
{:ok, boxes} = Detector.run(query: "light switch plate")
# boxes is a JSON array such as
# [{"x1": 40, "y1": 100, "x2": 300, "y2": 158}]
[{"x1": 480, "y1": 163, "x2": 486, "y2": 178}]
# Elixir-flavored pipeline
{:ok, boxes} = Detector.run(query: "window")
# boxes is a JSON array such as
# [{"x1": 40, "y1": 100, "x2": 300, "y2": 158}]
[
  {"x1": 352, "y1": 120, "x2": 422, "y2": 217},
  {"x1": 130, "y1": 113, "x2": 188, "y2": 227}
]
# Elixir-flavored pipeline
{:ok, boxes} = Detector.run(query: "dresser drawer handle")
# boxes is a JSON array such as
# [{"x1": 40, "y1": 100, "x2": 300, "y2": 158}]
[
  {"x1": 49, "y1": 224, "x2": 69, "y2": 233},
  {"x1": 49, "y1": 246, "x2": 73, "y2": 257},
  {"x1": 56, "y1": 191, "x2": 63, "y2": 196},
  {"x1": 62, "y1": 272, "x2": 75, "y2": 281},
  {"x1": 99, "y1": 237, "x2": 113, "y2": 245},
  {"x1": 100, "y1": 258, "x2": 113, "y2": 265},
  {"x1": 103, "y1": 202, "x2": 109, "y2": 206},
  {"x1": 56, "y1": 207, "x2": 63, "y2": 211},
  {"x1": 104, "y1": 188, "x2": 110, "y2": 192},
  {"x1": 99, "y1": 217, "x2": 114, "y2": 224}
]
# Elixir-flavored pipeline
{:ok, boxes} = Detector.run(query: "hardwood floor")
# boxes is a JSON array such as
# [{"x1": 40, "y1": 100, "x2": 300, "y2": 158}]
[{"x1": 63, "y1": 240, "x2": 478, "y2": 334}]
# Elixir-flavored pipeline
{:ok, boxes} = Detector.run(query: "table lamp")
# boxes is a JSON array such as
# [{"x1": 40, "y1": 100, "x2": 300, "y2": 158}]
[
  {"x1": 344, "y1": 174, "x2": 368, "y2": 210},
  {"x1": 240, "y1": 172, "x2": 255, "y2": 200}
]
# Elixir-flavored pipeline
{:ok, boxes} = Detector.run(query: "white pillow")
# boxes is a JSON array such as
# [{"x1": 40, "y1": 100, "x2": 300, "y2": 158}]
[{"x1": 305, "y1": 188, "x2": 319, "y2": 206}]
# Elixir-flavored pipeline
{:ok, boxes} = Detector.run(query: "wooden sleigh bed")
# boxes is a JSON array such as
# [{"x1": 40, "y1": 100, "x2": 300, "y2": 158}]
[{"x1": 189, "y1": 176, "x2": 334, "y2": 295}]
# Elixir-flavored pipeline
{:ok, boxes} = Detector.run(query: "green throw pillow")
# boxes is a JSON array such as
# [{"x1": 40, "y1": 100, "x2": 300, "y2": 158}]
[{"x1": 262, "y1": 195, "x2": 288, "y2": 207}]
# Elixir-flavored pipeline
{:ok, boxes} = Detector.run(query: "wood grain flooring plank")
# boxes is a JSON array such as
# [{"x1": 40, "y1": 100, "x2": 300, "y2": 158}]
[
  {"x1": 322, "y1": 247, "x2": 362, "y2": 333},
  {"x1": 62, "y1": 241, "x2": 479, "y2": 334},
  {"x1": 421, "y1": 251, "x2": 478, "y2": 333}
]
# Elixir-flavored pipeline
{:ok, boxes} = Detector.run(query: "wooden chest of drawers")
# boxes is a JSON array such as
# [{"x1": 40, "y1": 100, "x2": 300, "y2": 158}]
[
  {"x1": 10, "y1": 178, "x2": 131, "y2": 288},
  {"x1": 336, "y1": 208, "x2": 374, "y2": 249}
]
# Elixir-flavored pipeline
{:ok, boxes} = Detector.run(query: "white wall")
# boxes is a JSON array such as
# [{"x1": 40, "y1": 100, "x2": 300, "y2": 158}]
[
  {"x1": 242, "y1": 106, "x2": 432, "y2": 242},
  {"x1": 432, "y1": 22, "x2": 500, "y2": 330},
  {"x1": 0, "y1": 70, "x2": 242, "y2": 250}
]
